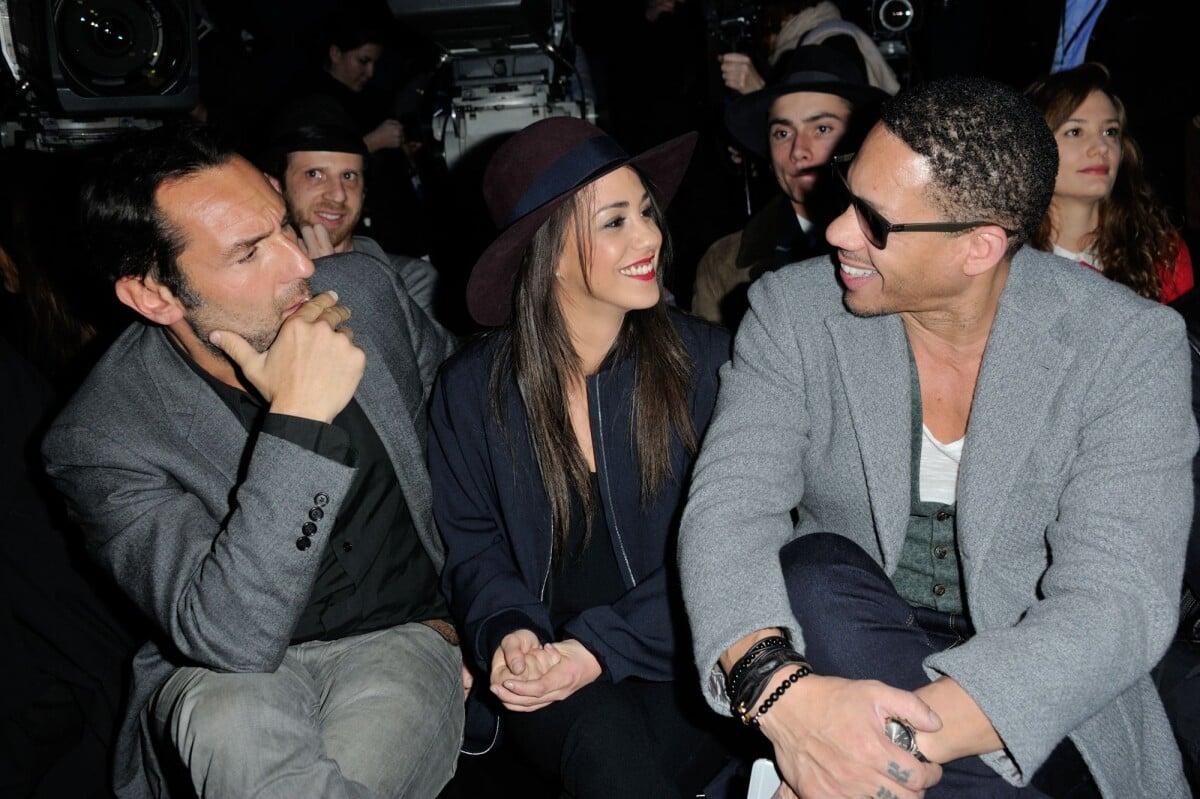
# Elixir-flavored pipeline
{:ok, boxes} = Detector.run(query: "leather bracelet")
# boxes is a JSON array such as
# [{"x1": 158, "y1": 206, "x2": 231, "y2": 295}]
[
  {"x1": 744, "y1": 664, "x2": 812, "y2": 726},
  {"x1": 727, "y1": 644, "x2": 790, "y2": 706},
  {"x1": 732, "y1": 648, "x2": 810, "y2": 720},
  {"x1": 725, "y1": 635, "x2": 790, "y2": 701}
]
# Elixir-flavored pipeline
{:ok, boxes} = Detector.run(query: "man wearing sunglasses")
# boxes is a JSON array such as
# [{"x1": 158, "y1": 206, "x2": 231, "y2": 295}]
[{"x1": 682, "y1": 77, "x2": 1194, "y2": 798}]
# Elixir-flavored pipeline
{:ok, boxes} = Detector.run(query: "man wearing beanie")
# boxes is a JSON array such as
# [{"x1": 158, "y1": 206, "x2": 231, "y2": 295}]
[{"x1": 263, "y1": 96, "x2": 440, "y2": 319}]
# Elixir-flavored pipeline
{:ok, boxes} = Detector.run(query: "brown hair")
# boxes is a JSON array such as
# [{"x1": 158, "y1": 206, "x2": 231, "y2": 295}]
[
  {"x1": 489, "y1": 170, "x2": 695, "y2": 556},
  {"x1": 1024, "y1": 63, "x2": 1180, "y2": 300}
]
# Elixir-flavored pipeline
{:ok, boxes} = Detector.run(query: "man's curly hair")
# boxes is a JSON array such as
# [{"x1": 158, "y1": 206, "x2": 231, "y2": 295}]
[{"x1": 880, "y1": 77, "x2": 1058, "y2": 257}]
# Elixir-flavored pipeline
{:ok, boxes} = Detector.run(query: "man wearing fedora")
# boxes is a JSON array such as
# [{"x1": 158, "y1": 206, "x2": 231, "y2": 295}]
[
  {"x1": 681, "y1": 77, "x2": 1194, "y2": 798},
  {"x1": 262, "y1": 97, "x2": 441, "y2": 321},
  {"x1": 43, "y1": 123, "x2": 463, "y2": 798},
  {"x1": 692, "y1": 43, "x2": 887, "y2": 328}
]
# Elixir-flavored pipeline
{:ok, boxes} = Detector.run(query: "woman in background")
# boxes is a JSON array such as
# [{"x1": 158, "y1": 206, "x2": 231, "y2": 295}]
[
  {"x1": 1025, "y1": 62, "x2": 1193, "y2": 302},
  {"x1": 428, "y1": 117, "x2": 732, "y2": 798}
]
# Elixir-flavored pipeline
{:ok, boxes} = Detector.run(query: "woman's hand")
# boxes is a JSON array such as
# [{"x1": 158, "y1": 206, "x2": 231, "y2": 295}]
[
  {"x1": 490, "y1": 638, "x2": 602, "y2": 712},
  {"x1": 363, "y1": 119, "x2": 404, "y2": 153},
  {"x1": 491, "y1": 629, "x2": 557, "y2": 683}
]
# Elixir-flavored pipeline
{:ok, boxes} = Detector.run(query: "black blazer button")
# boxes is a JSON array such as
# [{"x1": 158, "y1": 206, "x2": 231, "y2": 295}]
[
  {"x1": 342, "y1": 541, "x2": 353, "y2": 553},
  {"x1": 296, "y1": 536, "x2": 312, "y2": 551},
  {"x1": 308, "y1": 507, "x2": 324, "y2": 522}
]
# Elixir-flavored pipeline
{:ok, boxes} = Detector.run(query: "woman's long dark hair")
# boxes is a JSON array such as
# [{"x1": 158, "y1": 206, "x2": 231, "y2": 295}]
[
  {"x1": 489, "y1": 169, "x2": 696, "y2": 556},
  {"x1": 1024, "y1": 63, "x2": 1181, "y2": 301}
]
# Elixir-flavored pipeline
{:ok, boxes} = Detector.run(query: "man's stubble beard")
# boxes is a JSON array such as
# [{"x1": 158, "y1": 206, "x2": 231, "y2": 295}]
[{"x1": 177, "y1": 275, "x2": 313, "y2": 360}]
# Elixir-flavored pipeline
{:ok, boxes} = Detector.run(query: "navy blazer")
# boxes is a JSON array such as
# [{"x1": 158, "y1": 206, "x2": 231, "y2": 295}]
[{"x1": 429, "y1": 311, "x2": 730, "y2": 689}]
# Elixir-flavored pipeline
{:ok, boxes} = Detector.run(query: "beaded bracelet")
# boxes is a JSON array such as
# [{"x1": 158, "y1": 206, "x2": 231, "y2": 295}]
[
  {"x1": 743, "y1": 663, "x2": 812, "y2": 726},
  {"x1": 732, "y1": 649, "x2": 810, "y2": 720},
  {"x1": 725, "y1": 635, "x2": 790, "y2": 701}
]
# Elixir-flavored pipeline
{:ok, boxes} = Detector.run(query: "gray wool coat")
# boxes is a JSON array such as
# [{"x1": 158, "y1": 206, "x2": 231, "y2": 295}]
[
  {"x1": 679, "y1": 247, "x2": 1195, "y2": 798},
  {"x1": 42, "y1": 253, "x2": 455, "y2": 798}
]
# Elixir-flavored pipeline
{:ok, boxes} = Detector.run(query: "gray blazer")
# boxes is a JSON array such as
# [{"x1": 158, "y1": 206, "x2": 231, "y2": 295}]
[
  {"x1": 42, "y1": 253, "x2": 455, "y2": 798},
  {"x1": 680, "y1": 247, "x2": 1195, "y2": 798}
]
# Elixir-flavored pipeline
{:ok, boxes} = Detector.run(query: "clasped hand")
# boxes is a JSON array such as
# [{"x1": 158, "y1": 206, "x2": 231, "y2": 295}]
[{"x1": 490, "y1": 629, "x2": 602, "y2": 712}]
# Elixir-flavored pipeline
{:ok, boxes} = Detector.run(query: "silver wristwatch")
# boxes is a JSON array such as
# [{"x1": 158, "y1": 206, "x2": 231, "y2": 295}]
[{"x1": 884, "y1": 717, "x2": 929, "y2": 763}]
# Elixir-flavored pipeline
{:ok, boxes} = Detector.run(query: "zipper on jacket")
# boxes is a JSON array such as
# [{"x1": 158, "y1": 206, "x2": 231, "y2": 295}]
[
  {"x1": 592, "y1": 377, "x2": 637, "y2": 588},
  {"x1": 539, "y1": 518, "x2": 553, "y2": 602}
]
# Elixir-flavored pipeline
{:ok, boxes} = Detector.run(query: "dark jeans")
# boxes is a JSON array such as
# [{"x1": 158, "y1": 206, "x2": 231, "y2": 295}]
[
  {"x1": 1154, "y1": 637, "x2": 1200, "y2": 793},
  {"x1": 502, "y1": 678, "x2": 732, "y2": 799},
  {"x1": 780, "y1": 533, "x2": 1099, "y2": 799}
]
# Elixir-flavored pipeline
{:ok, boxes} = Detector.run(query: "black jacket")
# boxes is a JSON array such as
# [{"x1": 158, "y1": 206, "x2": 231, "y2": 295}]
[{"x1": 428, "y1": 311, "x2": 729, "y2": 693}]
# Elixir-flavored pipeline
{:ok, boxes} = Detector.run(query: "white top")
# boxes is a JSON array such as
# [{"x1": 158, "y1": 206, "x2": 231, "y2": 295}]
[
  {"x1": 1052, "y1": 242, "x2": 1103, "y2": 273},
  {"x1": 919, "y1": 425, "x2": 963, "y2": 504}
]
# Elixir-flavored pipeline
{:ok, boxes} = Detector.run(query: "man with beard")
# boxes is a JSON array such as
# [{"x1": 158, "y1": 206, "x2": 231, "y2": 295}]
[
  {"x1": 692, "y1": 43, "x2": 885, "y2": 329},
  {"x1": 263, "y1": 97, "x2": 440, "y2": 320},
  {"x1": 42, "y1": 124, "x2": 463, "y2": 799}
]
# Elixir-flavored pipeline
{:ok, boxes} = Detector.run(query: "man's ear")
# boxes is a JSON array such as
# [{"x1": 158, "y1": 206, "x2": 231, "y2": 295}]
[
  {"x1": 963, "y1": 225, "x2": 1010, "y2": 277},
  {"x1": 329, "y1": 44, "x2": 342, "y2": 65},
  {"x1": 266, "y1": 172, "x2": 283, "y2": 194},
  {"x1": 114, "y1": 273, "x2": 186, "y2": 325}
]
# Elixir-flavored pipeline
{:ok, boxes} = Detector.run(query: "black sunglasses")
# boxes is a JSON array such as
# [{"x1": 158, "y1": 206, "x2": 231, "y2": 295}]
[{"x1": 831, "y1": 153, "x2": 1010, "y2": 249}]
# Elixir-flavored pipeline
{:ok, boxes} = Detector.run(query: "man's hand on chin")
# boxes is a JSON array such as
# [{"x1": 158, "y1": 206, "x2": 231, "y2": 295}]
[
  {"x1": 758, "y1": 672, "x2": 943, "y2": 799},
  {"x1": 211, "y1": 290, "x2": 365, "y2": 423}
]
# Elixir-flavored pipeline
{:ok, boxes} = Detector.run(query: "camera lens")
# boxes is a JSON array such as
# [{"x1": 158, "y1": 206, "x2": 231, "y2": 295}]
[
  {"x1": 877, "y1": 0, "x2": 914, "y2": 33},
  {"x1": 54, "y1": 0, "x2": 191, "y2": 96}
]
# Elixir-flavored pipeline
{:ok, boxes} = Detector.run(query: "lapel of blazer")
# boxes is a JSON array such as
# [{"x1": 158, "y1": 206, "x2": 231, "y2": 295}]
[
  {"x1": 350, "y1": 327, "x2": 436, "y2": 550},
  {"x1": 957, "y1": 254, "x2": 1074, "y2": 581},
  {"x1": 139, "y1": 326, "x2": 246, "y2": 484},
  {"x1": 825, "y1": 310, "x2": 912, "y2": 569}
]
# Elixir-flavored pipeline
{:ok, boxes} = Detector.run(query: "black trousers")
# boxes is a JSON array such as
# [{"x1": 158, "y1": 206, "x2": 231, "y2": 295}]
[
  {"x1": 502, "y1": 677, "x2": 731, "y2": 799},
  {"x1": 780, "y1": 533, "x2": 1099, "y2": 799}
]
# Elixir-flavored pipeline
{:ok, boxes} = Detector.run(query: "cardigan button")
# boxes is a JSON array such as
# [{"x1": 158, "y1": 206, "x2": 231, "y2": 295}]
[
  {"x1": 935, "y1": 510, "x2": 950, "y2": 522},
  {"x1": 933, "y1": 544, "x2": 949, "y2": 559},
  {"x1": 932, "y1": 583, "x2": 947, "y2": 597}
]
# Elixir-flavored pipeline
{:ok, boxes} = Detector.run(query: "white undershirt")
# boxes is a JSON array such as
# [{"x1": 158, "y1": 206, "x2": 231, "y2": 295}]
[
  {"x1": 919, "y1": 425, "x2": 964, "y2": 504},
  {"x1": 1052, "y1": 242, "x2": 1104, "y2": 273}
]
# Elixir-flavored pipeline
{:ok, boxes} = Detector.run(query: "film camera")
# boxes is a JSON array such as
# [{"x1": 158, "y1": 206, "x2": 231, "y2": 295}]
[
  {"x1": 705, "y1": 0, "x2": 760, "y2": 56},
  {"x1": 865, "y1": 0, "x2": 922, "y2": 63},
  {"x1": 388, "y1": 0, "x2": 589, "y2": 169},
  {"x1": 1, "y1": 0, "x2": 198, "y2": 149}
]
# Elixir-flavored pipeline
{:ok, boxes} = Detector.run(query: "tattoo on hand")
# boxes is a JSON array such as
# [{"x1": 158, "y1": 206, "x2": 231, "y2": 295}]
[
  {"x1": 887, "y1": 761, "x2": 912, "y2": 784},
  {"x1": 876, "y1": 788, "x2": 900, "y2": 799}
]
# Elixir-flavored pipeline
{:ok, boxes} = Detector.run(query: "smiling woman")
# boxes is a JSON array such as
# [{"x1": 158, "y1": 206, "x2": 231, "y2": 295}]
[
  {"x1": 1025, "y1": 63, "x2": 1194, "y2": 302},
  {"x1": 428, "y1": 117, "x2": 735, "y2": 798}
]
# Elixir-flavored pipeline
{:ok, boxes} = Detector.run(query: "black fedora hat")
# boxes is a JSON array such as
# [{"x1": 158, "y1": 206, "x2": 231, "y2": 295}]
[
  {"x1": 467, "y1": 116, "x2": 697, "y2": 327},
  {"x1": 725, "y1": 43, "x2": 887, "y2": 159}
]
